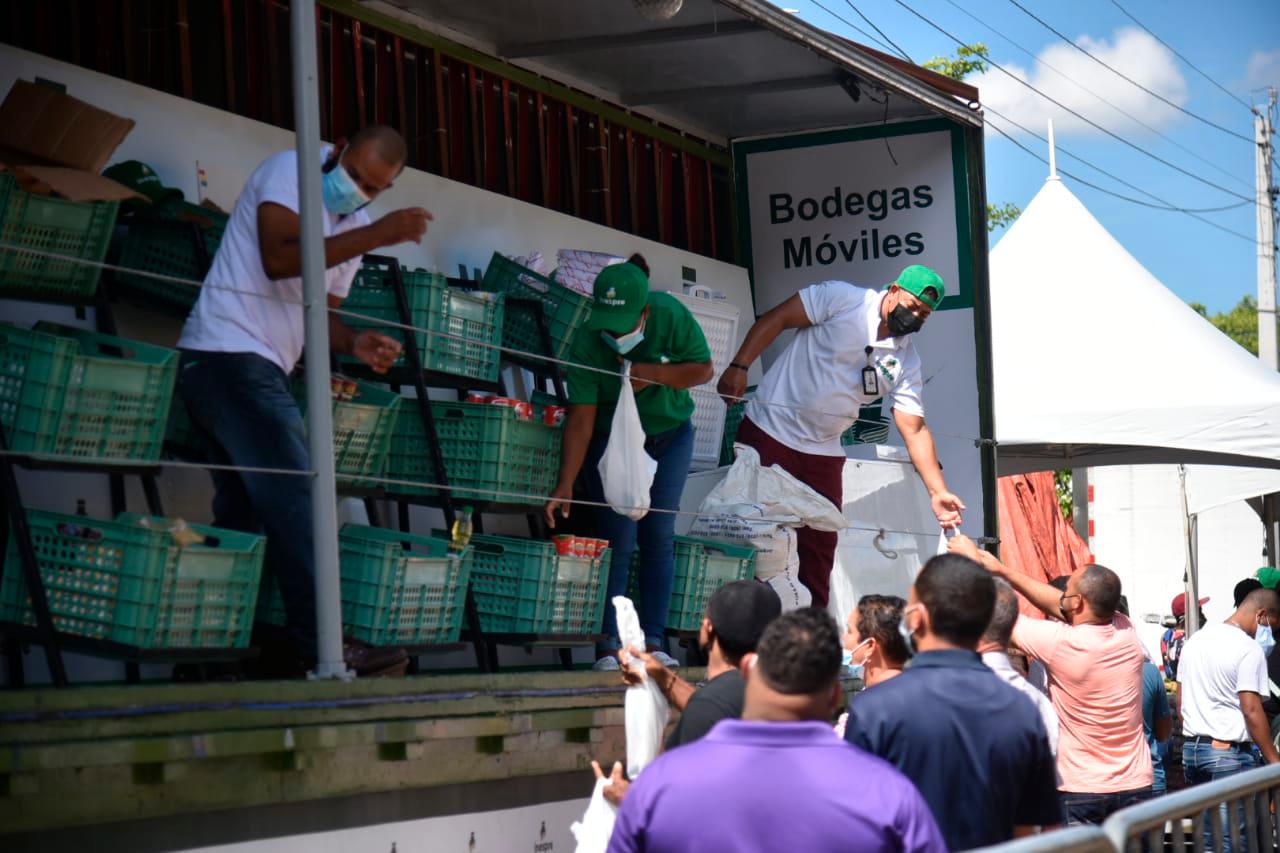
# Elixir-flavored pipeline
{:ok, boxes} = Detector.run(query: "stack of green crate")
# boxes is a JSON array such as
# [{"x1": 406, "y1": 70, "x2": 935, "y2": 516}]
[
  {"x1": 479, "y1": 253, "x2": 593, "y2": 366},
  {"x1": 339, "y1": 261, "x2": 504, "y2": 382},
  {"x1": 0, "y1": 322, "x2": 177, "y2": 462},
  {"x1": 0, "y1": 510, "x2": 265, "y2": 649},
  {"x1": 628, "y1": 536, "x2": 756, "y2": 632},
  {"x1": 387, "y1": 400, "x2": 560, "y2": 504},
  {"x1": 841, "y1": 402, "x2": 890, "y2": 445},
  {"x1": 113, "y1": 201, "x2": 229, "y2": 312},
  {"x1": 0, "y1": 172, "x2": 119, "y2": 301},
  {"x1": 256, "y1": 525, "x2": 471, "y2": 645},
  {"x1": 293, "y1": 379, "x2": 402, "y2": 488},
  {"x1": 466, "y1": 533, "x2": 609, "y2": 635}
]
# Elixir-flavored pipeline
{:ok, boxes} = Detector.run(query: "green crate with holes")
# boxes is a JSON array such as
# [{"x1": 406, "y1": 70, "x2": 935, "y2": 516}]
[
  {"x1": 0, "y1": 510, "x2": 265, "y2": 648},
  {"x1": 0, "y1": 322, "x2": 177, "y2": 462},
  {"x1": 628, "y1": 536, "x2": 756, "y2": 632},
  {"x1": 465, "y1": 533, "x2": 608, "y2": 634},
  {"x1": 114, "y1": 202, "x2": 229, "y2": 312},
  {"x1": 293, "y1": 379, "x2": 401, "y2": 487},
  {"x1": 339, "y1": 262, "x2": 504, "y2": 382},
  {"x1": 0, "y1": 172, "x2": 119, "y2": 300},
  {"x1": 479, "y1": 252, "x2": 593, "y2": 365},
  {"x1": 386, "y1": 400, "x2": 560, "y2": 504}
]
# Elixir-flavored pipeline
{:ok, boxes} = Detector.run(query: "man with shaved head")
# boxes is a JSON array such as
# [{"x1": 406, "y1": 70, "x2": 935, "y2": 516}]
[
  {"x1": 1177, "y1": 587, "x2": 1280, "y2": 851},
  {"x1": 950, "y1": 535, "x2": 1151, "y2": 826},
  {"x1": 178, "y1": 125, "x2": 431, "y2": 677}
]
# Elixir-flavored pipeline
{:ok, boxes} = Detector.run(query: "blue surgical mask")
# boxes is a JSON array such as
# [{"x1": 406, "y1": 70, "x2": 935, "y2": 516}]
[
  {"x1": 1258, "y1": 622, "x2": 1276, "y2": 658},
  {"x1": 898, "y1": 605, "x2": 919, "y2": 657},
  {"x1": 602, "y1": 318, "x2": 645, "y2": 355},
  {"x1": 843, "y1": 638, "x2": 871, "y2": 681},
  {"x1": 322, "y1": 151, "x2": 371, "y2": 216}
]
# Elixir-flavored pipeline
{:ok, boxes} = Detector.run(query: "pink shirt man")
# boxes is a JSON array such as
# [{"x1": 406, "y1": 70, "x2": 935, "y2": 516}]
[{"x1": 1014, "y1": 613, "x2": 1152, "y2": 793}]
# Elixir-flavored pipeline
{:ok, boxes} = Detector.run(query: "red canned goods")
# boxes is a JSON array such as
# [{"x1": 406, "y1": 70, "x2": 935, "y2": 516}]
[
  {"x1": 553, "y1": 534, "x2": 575, "y2": 556},
  {"x1": 542, "y1": 405, "x2": 566, "y2": 427}
]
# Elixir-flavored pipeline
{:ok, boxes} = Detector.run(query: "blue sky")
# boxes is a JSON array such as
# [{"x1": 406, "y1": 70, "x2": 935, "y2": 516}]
[{"x1": 792, "y1": 0, "x2": 1279, "y2": 313}]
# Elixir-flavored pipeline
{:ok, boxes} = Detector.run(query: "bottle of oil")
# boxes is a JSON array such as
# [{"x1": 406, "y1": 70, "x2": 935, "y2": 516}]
[{"x1": 450, "y1": 506, "x2": 474, "y2": 551}]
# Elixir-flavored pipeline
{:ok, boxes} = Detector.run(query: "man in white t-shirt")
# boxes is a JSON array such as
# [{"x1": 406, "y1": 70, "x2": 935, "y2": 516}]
[
  {"x1": 176, "y1": 125, "x2": 430, "y2": 676},
  {"x1": 716, "y1": 265, "x2": 963, "y2": 607},
  {"x1": 1177, "y1": 587, "x2": 1280, "y2": 850}
]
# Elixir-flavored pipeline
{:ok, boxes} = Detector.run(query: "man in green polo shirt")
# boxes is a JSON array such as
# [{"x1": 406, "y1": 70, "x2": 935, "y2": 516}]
[{"x1": 545, "y1": 256, "x2": 713, "y2": 670}]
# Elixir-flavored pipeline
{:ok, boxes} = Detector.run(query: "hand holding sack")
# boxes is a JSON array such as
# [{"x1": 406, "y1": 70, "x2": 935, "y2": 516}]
[{"x1": 614, "y1": 595, "x2": 670, "y2": 778}]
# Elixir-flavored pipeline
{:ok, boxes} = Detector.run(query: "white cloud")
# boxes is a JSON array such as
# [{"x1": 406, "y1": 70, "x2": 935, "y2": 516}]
[
  {"x1": 1244, "y1": 49, "x2": 1280, "y2": 90},
  {"x1": 971, "y1": 27, "x2": 1189, "y2": 137}
]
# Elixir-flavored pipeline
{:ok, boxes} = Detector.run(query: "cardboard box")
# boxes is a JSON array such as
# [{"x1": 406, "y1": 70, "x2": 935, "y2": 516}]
[{"x1": 0, "y1": 79, "x2": 143, "y2": 202}]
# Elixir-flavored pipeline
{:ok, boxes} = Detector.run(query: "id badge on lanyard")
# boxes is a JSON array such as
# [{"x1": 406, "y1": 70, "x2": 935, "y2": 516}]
[{"x1": 861, "y1": 346, "x2": 879, "y2": 396}]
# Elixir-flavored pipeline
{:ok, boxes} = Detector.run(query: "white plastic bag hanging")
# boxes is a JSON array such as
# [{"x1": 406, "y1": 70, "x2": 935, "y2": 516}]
[
  {"x1": 598, "y1": 362, "x2": 658, "y2": 520},
  {"x1": 570, "y1": 776, "x2": 619, "y2": 853},
  {"x1": 614, "y1": 595, "x2": 669, "y2": 778}
]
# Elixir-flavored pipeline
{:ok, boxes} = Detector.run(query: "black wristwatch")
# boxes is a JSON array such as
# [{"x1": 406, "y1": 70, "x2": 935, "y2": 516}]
[{"x1": 728, "y1": 362, "x2": 749, "y2": 372}]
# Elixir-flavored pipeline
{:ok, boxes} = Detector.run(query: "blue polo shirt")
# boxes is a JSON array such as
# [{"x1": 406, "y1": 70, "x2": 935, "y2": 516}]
[{"x1": 844, "y1": 649, "x2": 1062, "y2": 850}]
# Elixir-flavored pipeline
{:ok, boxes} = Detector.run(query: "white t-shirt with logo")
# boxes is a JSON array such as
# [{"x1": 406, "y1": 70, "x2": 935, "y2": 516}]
[
  {"x1": 1177, "y1": 620, "x2": 1269, "y2": 743},
  {"x1": 745, "y1": 282, "x2": 924, "y2": 457},
  {"x1": 178, "y1": 146, "x2": 371, "y2": 374}
]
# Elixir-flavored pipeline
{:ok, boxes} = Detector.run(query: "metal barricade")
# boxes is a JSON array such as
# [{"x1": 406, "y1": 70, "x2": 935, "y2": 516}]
[
  {"x1": 1102, "y1": 763, "x2": 1280, "y2": 852},
  {"x1": 973, "y1": 827, "x2": 1112, "y2": 852}
]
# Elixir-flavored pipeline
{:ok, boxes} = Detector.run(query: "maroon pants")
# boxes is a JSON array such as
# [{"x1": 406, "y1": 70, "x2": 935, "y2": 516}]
[{"x1": 735, "y1": 417, "x2": 844, "y2": 608}]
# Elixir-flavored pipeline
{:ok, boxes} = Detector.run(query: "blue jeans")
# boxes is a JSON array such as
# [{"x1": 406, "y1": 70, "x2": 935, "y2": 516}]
[
  {"x1": 1061, "y1": 787, "x2": 1151, "y2": 826},
  {"x1": 1150, "y1": 738, "x2": 1168, "y2": 795},
  {"x1": 178, "y1": 350, "x2": 317, "y2": 659},
  {"x1": 1183, "y1": 740, "x2": 1261, "y2": 852},
  {"x1": 583, "y1": 420, "x2": 695, "y2": 650}
]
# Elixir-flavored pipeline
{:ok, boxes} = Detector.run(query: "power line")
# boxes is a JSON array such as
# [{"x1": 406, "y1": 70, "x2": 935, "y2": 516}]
[
  {"x1": 1107, "y1": 0, "x2": 1255, "y2": 113},
  {"x1": 1004, "y1": 0, "x2": 1254, "y2": 143},
  {"x1": 984, "y1": 113, "x2": 1262, "y2": 246},
  {"x1": 806, "y1": 0, "x2": 905, "y2": 60},
  {"x1": 890, "y1": 0, "x2": 1258, "y2": 206},
  {"x1": 938, "y1": 0, "x2": 1252, "y2": 192},
  {"x1": 841, "y1": 0, "x2": 913, "y2": 63}
]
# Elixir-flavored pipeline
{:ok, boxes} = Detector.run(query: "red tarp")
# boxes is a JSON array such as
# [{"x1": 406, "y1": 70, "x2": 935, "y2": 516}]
[{"x1": 997, "y1": 473, "x2": 1093, "y2": 616}]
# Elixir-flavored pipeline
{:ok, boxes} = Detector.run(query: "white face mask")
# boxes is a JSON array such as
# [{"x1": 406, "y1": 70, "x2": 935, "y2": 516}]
[
  {"x1": 1258, "y1": 620, "x2": 1276, "y2": 658},
  {"x1": 602, "y1": 316, "x2": 646, "y2": 355}
]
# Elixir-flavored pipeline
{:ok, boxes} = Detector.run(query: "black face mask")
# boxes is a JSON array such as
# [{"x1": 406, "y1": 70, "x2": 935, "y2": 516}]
[{"x1": 887, "y1": 303, "x2": 924, "y2": 336}]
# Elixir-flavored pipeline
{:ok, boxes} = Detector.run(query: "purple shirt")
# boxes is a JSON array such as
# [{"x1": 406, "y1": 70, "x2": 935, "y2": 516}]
[{"x1": 607, "y1": 719, "x2": 946, "y2": 853}]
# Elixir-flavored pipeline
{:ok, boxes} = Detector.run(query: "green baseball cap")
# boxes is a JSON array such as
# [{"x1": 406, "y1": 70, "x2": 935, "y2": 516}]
[
  {"x1": 586, "y1": 262, "x2": 649, "y2": 335},
  {"x1": 887, "y1": 264, "x2": 945, "y2": 310},
  {"x1": 102, "y1": 160, "x2": 184, "y2": 206},
  {"x1": 1256, "y1": 566, "x2": 1280, "y2": 589}
]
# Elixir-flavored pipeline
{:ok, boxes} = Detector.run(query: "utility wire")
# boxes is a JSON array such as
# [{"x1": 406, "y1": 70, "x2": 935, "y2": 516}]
[
  {"x1": 890, "y1": 0, "x2": 1258, "y2": 205},
  {"x1": 1107, "y1": 0, "x2": 1255, "y2": 113},
  {"x1": 807, "y1": 0, "x2": 905, "y2": 59},
  {"x1": 841, "y1": 0, "x2": 913, "y2": 63},
  {"x1": 1004, "y1": 0, "x2": 1254, "y2": 143},
  {"x1": 938, "y1": 0, "x2": 1252, "y2": 192},
  {"x1": 984, "y1": 114, "x2": 1263, "y2": 246}
]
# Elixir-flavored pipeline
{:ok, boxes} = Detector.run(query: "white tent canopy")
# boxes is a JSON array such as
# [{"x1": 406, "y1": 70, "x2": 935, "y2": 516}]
[
  {"x1": 990, "y1": 176, "x2": 1280, "y2": 475},
  {"x1": 1184, "y1": 466, "x2": 1280, "y2": 516}
]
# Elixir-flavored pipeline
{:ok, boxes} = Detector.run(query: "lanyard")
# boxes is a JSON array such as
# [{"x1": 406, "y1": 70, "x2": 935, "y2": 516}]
[{"x1": 861, "y1": 345, "x2": 879, "y2": 396}]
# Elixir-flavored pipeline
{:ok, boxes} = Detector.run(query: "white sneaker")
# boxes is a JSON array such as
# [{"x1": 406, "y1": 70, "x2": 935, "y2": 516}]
[
  {"x1": 649, "y1": 650, "x2": 681, "y2": 669},
  {"x1": 593, "y1": 654, "x2": 621, "y2": 672}
]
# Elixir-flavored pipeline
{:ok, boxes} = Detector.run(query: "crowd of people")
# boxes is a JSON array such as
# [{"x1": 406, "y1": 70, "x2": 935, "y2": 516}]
[{"x1": 592, "y1": 548, "x2": 1280, "y2": 853}]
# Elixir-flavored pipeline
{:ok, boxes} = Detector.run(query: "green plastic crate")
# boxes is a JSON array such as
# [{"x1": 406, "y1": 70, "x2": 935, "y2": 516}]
[
  {"x1": 256, "y1": 525, "x2": 470, "y2": 645},
  {"x1": 720, "y1": 400, "x2": 747, "y2": 466},
  {"x1": 339, "y1": 525, "x2": 471, "y2": 645},
  {"x1": 387, "y1": 400, "x2": 560, "y2": 504},
  {"x1": 479, "y1": 253, "x2": 593, "y2": 366},
  {"x1": 841, "y1": 402, "x2": 890, "y2": 446},
  {"x1": 294, "y1": 379, "x2": 402, "y2": 487},
  {"x1": 0, "y1": 172, "x2": 119, "y2": 300},
  {"x1": 0, "y1": 322, "x2": 177, "y2": 462},
  {"x1": 629, "y1": 536, "x2": 757, "y2": 632},
  {"x1": 339, "y1": 262, "x2": 504, "y2": 382},
  {"x1": 466, "y1": 533, "x2": 608, "y2": 634},
  {"x1": 0, "y1": 510, "x2": 265, "y2": 648},
  {"x1": 113, "y1": 202, "x2": 229, "y2": 312}
]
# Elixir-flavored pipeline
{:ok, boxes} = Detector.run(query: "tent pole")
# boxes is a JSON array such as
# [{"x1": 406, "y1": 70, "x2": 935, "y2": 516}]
[
  {"x1": 1180, "y1": 465, "x2": 1200, "y2": 636},
  {"x1": 1266, "y1": 493, "x2": 1279, "y2": 567}
]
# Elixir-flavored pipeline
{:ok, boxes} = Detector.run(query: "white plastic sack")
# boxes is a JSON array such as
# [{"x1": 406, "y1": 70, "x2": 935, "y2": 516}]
[
  {"x1": 688, "y1": 445, "x2": 846, "y2": 583},
  {"x1": 614, "y1": 595, "x2": 669, "y2": 778},
  {"x1": 598, "y1": 362, "x2": 658, "y2": 520},
  {"x1": 766, "y1": 565, "x2": 812, "y2": 612},
  {"x1": 570, "y1": 777, "x2": 619, "y2": 853}
]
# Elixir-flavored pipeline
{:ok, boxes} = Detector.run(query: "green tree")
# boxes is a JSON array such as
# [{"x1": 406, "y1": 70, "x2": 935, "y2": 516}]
[
  {"x1": 1189, "y1": 295, "x2": 1276, "y2": 356},
  {"x1": 926, "y1": 44, "x2": 1021, "y2": 233},
  {"x1": 1054, "y1": 469, "x2": 1073, "y2": 524}
]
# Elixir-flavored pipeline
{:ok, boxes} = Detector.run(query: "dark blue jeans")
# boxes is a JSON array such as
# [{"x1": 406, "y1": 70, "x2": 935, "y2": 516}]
[
  {"x1": 583, "y1": 419, "x2": 695, "y2": 650},
  {"x1": 177, "y1": 350, "x2": 317, "y2": 659},
  {"x1": 1184, "y1": 740, "x2": 1262, "y2": 852},
  {"x1": 1061, "y1": 787, "x2": 1151, "y2": 826}
]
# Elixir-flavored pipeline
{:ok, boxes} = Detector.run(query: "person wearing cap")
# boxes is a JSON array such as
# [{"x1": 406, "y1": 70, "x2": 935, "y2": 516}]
[
  {"x1": 102, "y1": 159, "x2": 187, "y2": 210},
  {"x1": 591, "y1": 579, "x2": 782, "y2": 805},
  {"x1": 1162, "y1": 592, "x2": 1209, "y2": 681},
  {"x1": 545, "y1": 255, "x2": 713, "y2": 670},
  {"x1": 716, "y1": 266, "x2": 964, "y2": 609}
]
